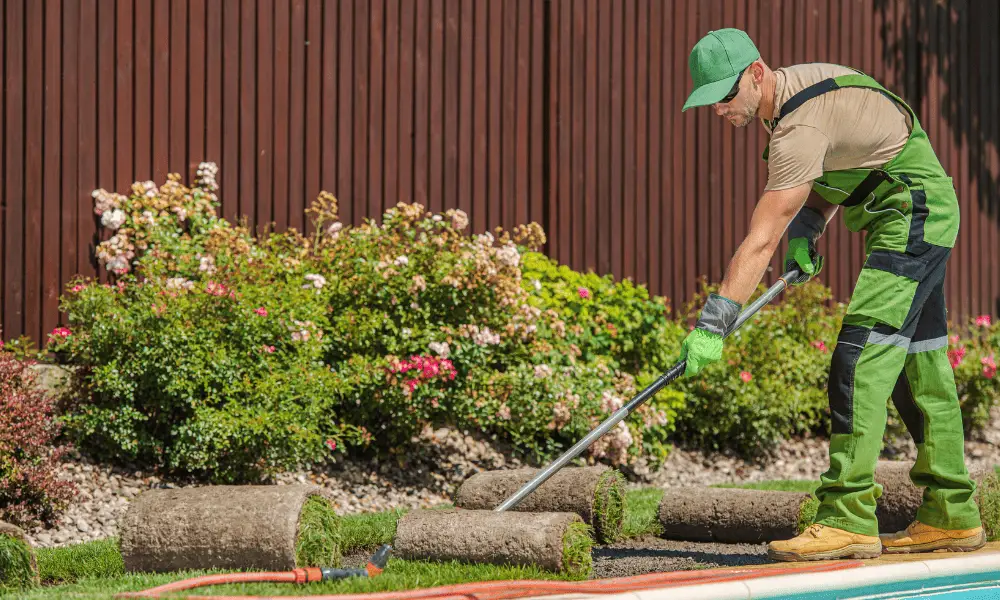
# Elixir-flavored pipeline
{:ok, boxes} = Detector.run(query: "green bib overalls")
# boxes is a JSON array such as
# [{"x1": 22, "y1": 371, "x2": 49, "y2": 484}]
[{"x1": 765, "y1": 70, "x2": 981, "y2": 536}]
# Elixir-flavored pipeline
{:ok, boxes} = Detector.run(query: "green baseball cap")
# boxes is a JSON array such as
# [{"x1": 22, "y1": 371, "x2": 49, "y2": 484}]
[{"x1": 682, "y1": 28, "x2": 760, "y2": 111}]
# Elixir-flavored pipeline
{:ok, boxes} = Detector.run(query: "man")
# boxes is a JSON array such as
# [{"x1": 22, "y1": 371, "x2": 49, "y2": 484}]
[{"x1": 679, "y1": 28, "x2": 984, "y2": 561}]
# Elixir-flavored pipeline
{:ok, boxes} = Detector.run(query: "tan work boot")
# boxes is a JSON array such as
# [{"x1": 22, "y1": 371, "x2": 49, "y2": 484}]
[
  {"x1": 880, "y1": 521, "x2": 986, "y2": 554},
  {"x1": 767, "y1": 523, "x2": 882, "y2": 561}
]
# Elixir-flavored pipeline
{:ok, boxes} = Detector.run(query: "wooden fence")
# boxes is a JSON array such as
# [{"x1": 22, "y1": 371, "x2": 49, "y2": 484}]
[{"x1": 2, "y1": 0, "x2": 998, "y2": 345}]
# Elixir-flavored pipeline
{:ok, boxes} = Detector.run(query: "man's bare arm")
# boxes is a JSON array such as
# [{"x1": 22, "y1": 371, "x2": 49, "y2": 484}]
[
  {"x1": 717, "y1": 182, "x2": 814, "y2": 305},
  {"x1": 804, "y1": 188, "x2": 839, "y2": 226}
]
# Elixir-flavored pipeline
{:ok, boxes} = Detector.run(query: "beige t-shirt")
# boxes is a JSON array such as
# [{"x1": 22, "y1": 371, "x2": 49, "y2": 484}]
[{"x1": 763, "y1": 63, "x2": 912, "y2": 191}]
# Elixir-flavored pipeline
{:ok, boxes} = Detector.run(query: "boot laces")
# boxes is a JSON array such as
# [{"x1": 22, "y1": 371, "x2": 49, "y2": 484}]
[{"x1": 805, "y1": 524, "x2": 825, "y2": 537}]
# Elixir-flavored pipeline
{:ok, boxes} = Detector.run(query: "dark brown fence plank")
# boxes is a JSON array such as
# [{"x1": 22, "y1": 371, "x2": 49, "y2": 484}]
[
  {"x1": 622, "y1": 0, "x2": 635, "y2": 283},
  {"x1": 502, "y1": 0, "x2": 516, "y2": 232},
  {"x1": 256, "y1": 0, "x2": 273, "y2": 232},
  {"x1": 634, "y1": 0, "x2": 647, "y2": 287},
  {"x1": 609, "y1": 0, "x2": 622, "y2": 278},
  {"x1": 571, "y1": 0, "x2": 585, "y2": 269},
  {"x1": 443, "y1": 0, "x2": 458, "y2": 216},
  {"x1": 116, "y1": 0, "x2": 134, "y2": 194},
  {"x1": 307, "y1": 0, "x2": 324, "y2": 228},
  {"x1": 239, "y1": 0, "x2": 256, "y2": 225},
  {"x1": 288, "y1": 0, "x2": 305, "y2": 232},
  {"x1": 24, "y1": 0, "x2": 43, "y2": 341},
  {"x1": 189, "y1": 0, "x2": 207, "y2": 173},
  {"x1": 428, "y1": 0, "x2": 442, "y2": 214},
  {"x1": 647, "y1": 0, "x2": 660, "y2": 294},
  {"x1": 398, "y1": 0, "x2": 415, "y2": 208},
  {"x1": 5, "y1": 0, "x2": 25, "y2": 339},
  {"x1": 77, "y1": 0, "x2": 97, "y2": 280},
  {"x1": 148, "y1": 1, "x2": 166, "y2": 182},
  {"x1": 221, "y1": 0, "x2": 240, "y2": 222},
  {"x1": 472, "y1": 0, "x2": 486, "y2": 232},
  {"x1": 458, "y1": 0, "x2": 473, "y2": 224},
  {"x1": 515, "y1": 0, "x2": 530, "y2": 229},
  {"x1": 169, "y1": 0, "x2": 187, "y2": 178},
  {"x1": 548, "y1": 0, "x2": 562, "y2": 262},
  {"x1": 530, "y1": 0, "x2": 544, "y2": 230},
  {"x1": 413, "y1": 0, "x2": 427, "y2": 210},
  {"x1": 206, "y1": 0, "x2": 222, "y2": 169},
  {"x1": 273, "y1": 0, "x2": 289, "y2": 231},
  {"x1": 385, "y1": 0, "x2": 400, "y2": 208},
  {"x1": 42, "y1": 0, "x2": 63, "y2": 336},
  {"x1": 485, "y1": 0, "x2": 500, "y2": 234},
  {"x1": 369, "y1": 0, "x2": 384, "y2": 219}
]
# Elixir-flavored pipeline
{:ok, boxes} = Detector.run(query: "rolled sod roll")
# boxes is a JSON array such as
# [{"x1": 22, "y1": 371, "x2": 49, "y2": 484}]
[
  {"x1": 658, "y1": 487, "x2": 813, "y2": 543},
  {"x1": 453, "y1": 466, "x2": 626, "y2": 543},
  {"x1": 393, "y1": 508, "x2": 593, "y2": 578},
  {"x1": 119, "y1": 484, "x2": 340, "y2": 573},
  {"x1": 0, "y1": 521, "x2": 39, "y2": 589}
]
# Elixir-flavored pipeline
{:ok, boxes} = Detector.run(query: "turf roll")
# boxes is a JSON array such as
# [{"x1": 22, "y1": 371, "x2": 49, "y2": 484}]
[
  {"x1": 453, "y1": 466, "x2": 627, "y2": 543},
  {"x1": 119, "y1": 484, "x2": 341, "y2": 573},
  {"x1": 393, "y1": 508, "x2": 593, "y2": 578},
  {"x1": 657, "y1": 487, "x2": 813, "y2": 543},
  {"x1": 0, "y1": 521, "x2": 38, "y2": 590}
]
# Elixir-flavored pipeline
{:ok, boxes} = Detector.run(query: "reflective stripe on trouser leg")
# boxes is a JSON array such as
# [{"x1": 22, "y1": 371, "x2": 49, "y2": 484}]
[
  {"x1": 892, "y1": 279, "x2": 981, "y2": 531},
  {"x1": 815, "y1": 323, "x2": 908, "y2": 537}
]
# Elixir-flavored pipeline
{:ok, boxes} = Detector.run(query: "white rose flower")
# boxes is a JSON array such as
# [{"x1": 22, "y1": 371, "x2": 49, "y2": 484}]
[{"x1": 101, "y1": 209, "x2": 126, "y2": 230}]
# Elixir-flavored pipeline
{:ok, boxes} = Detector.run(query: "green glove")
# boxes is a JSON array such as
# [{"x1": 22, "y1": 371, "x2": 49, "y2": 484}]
[
  {"x1": 679, "y1": 293, "x2": 742, "y2": 377},
  {"x1": 784, "y1": 237, "x2": 824, "y2": 282},
  {"x1": 783, "y1": 206, "x2": 827, "y2": 284},
  {"x1": 680, "y1": 328, "x2": 724, "y2": 377}
]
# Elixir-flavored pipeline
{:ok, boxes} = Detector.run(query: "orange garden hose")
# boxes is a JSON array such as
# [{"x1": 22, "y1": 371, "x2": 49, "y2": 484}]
[{"x1": 114, "y1": 559, "x2": 863, "y2": 599}]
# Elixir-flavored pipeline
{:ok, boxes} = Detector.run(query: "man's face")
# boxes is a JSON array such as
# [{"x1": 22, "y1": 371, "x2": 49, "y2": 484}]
[{"x1": 712, "y1": 66, "x2": 760, "y2": 127}]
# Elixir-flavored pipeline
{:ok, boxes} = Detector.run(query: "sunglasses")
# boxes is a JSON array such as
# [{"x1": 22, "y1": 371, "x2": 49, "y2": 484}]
[{"x1": 720, "y1": 67, "x2": 747, "y2": 104}]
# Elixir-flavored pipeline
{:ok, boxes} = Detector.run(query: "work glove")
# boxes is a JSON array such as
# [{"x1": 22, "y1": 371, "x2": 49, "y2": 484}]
[
  {"x1": 783, "y1": 206, "x2": 827, "y2": 284},
  {"x1": 679, "y1": 292, "x2": 742, "y2": 377},
  {"x1": 784, "y1": 237, "x2": 824, "y2": 282}
]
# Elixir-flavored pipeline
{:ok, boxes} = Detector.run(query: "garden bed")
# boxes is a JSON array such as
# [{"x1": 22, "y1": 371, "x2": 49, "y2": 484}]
[{"x1": 10, "y1": 476, "x2": 999, "y2": 599}]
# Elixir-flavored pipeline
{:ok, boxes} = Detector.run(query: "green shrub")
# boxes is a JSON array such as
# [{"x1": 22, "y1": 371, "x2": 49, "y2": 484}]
[
  {"x1": 56, "y1": 170, "x2": 365, "y2": 482},
  {"x1": 51, "y1": 164, "x2": 1000, "y2": 477},
  {"x1": 56, "y1": 167, "x2": 683, "y2": 480},
  {"x1": 519, "y1": 251, "x2": 673, "y2": 372}
]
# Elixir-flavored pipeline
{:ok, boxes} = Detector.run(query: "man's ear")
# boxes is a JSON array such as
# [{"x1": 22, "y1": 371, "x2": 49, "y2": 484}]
[{"x1": 751, "y1": 60, "x2": 765, "y2": 85}]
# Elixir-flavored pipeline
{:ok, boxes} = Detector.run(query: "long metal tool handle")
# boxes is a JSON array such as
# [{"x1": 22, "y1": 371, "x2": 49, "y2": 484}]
[{"x1": 493, "y1": 268, "x2": 803, "y2": 512}]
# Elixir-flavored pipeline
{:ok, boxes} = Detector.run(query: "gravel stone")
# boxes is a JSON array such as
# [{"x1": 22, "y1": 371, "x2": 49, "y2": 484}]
[{"x1": 23, "y1": 407, "x2": 1000, "y2": 551}]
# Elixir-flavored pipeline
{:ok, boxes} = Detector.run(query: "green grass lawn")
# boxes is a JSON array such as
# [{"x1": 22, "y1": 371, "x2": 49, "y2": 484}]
[{"x1": 2, "y1": 480, "x2": 817, "y2": 599}]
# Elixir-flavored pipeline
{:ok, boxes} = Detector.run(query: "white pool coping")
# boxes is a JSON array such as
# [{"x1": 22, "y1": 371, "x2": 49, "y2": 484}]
[{"x1": 578, "y1": 552, "x2": 1000, "y2": 600}]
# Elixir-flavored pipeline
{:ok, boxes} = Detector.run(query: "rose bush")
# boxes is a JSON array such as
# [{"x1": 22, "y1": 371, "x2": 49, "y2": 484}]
[{"x1": 47, "y1": 164, "x2": 1000, "y2": 480}]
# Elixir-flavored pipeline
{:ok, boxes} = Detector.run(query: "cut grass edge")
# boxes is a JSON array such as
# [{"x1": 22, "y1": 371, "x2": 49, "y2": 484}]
[
  {"x1": 0, "y1": 534, "x2": 37, "y2": 591},
  {"x1": 295, "y1": 494, "x2": 342, "y2": 568},
  {"x1": 592, "y1": 469, "x2": 627, "y2": 544}
]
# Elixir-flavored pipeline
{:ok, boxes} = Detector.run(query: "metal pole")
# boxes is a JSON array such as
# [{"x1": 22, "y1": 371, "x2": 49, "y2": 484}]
[{"x1": 494, "y1": 269, "x2": 801, "y2": 512}]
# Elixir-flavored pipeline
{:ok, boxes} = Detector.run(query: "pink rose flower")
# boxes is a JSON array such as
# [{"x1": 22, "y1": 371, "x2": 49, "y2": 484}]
[
  {"x1": 948, "y1": 346, "x2": 967, "y2": 369},
  {"x1": 982, "y1": 353, "x2": 997, "y2": 369},
  {"x1": 71, "y1": 284, "x2": 85, "y2": 293},
  {"x1": 325, "y1": 439, "x2": 337, "y2": 451},
  {"x1": 578, "y1": 287, "x2": 590, "y2": 300},
  {"x1": 975, "y1": 315, "x2": 992, "y2": 327},
  {"x1": 811, "y1": 340, "x2": 827, "y2": 352},
  {"x1": 50, "y1": 326, "x2": 72, "y2": 339},
  {"x1": 262, "y1": 345, "x2": 275, "y2": 353},
  {"x1": 984, "y1": 365, "x2": 997, "y2": 379},
  {"x1": 254, "y1": 307, "x2": 268, "y2": 317},
  {"x1": 740, "y1": 371, "x2": 752, "y2": 383}
]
